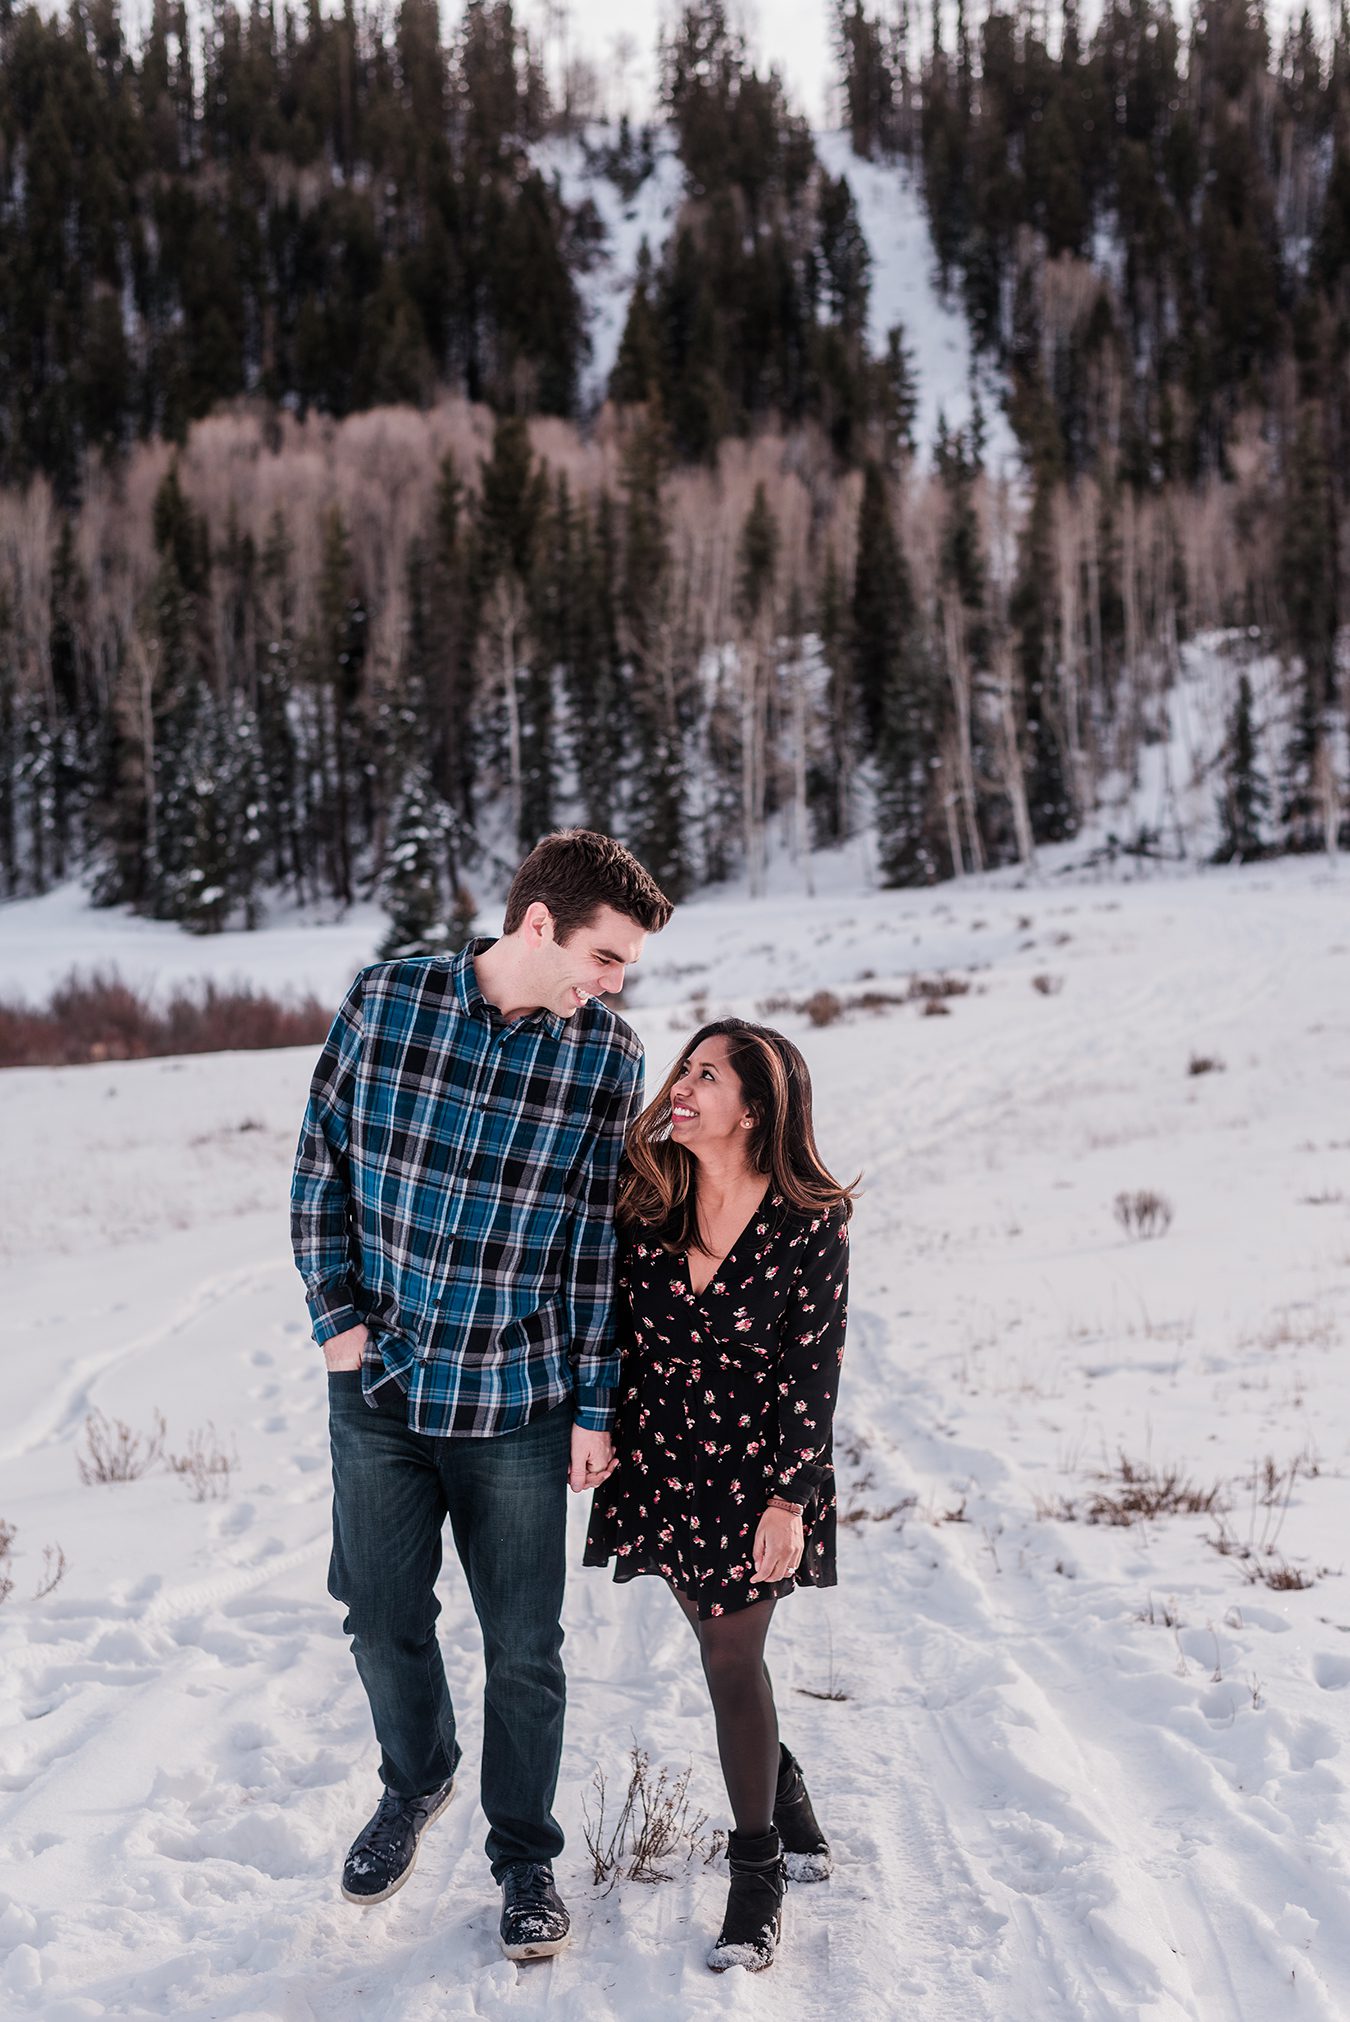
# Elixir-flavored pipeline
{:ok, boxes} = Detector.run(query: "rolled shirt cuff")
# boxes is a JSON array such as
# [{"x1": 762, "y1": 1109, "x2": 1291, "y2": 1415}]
[
  {"x1": 574, "y1": 1388, "x2": 616, "y2": 1434},
  {"x1": 307, "y1": 1285, "x2": 361, "y2": 1346}
]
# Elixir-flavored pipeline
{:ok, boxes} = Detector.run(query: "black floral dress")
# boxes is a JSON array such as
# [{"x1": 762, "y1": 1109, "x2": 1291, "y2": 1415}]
[{"x1": 584, "y1": 1194, "x2": 849, "y2": 1619}]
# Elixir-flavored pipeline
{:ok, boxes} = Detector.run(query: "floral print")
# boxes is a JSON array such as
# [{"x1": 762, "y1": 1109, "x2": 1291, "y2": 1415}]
[{"x1": 584, "y1": 1195, "x2": 849, "y2": 1620}]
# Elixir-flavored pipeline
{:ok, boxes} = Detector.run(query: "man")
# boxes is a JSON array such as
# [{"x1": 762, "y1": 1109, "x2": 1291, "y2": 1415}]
[{"x1": 291, "y1": 829, "x2": 672, "y2": 1959}]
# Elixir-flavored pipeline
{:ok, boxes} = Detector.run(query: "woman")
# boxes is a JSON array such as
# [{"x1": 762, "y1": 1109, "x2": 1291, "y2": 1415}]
[{"x1": 584, "y1": 1017, "x2": 854, "y2": 1972}]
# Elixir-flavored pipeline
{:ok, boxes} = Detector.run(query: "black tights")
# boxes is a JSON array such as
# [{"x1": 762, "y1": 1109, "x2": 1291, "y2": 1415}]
[{"x1": 669, "y1": 1585, "x2": 779, "y2": 1836}]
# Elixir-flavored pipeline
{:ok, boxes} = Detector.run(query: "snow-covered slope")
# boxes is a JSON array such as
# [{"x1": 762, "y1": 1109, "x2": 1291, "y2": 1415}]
[
  {"x1": 813, "y1": 129, "x2": 1019, "y2": 475},
  {"x1": 533, "y1": 129, "x2": 687, "y2": 411},
  {"x1": 536, "y1": 121, "x2": 1017, "y2": 471},
  {"x1": 3, "y1": 857, "x2": 1349, "y2": 2019}
]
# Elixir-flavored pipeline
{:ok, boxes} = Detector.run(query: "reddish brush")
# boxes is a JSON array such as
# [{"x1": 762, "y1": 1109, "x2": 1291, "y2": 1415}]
[{"x1": 0, "y1": 967, "x2": 332, "y2": 1069}]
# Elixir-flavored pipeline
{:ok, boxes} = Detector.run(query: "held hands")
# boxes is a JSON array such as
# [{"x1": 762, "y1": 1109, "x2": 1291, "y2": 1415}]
[
  {"x1": 570, "y1": 1426, "x2": 619, "y2": 1494},
  {"x1": 323, "y1": 1323, "x2": 368, "y2": 1372},
  {"x1": 753, "y1": 1503, "x2": 805, "y2": 1584}
]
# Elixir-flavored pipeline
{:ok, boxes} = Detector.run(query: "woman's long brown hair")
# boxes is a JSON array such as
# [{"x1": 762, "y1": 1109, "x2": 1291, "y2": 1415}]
[{"x1": 618, "y1": 1017, "x2": 858, "y2": 1251}]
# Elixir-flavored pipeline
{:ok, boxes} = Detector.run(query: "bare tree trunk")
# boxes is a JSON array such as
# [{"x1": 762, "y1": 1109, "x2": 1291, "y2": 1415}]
[
  {"x1": 740, "y1": 639, "x2": 765, "y2": 898},
  {"x1": 1122, "y1": 490, "x2": 1143, "y2": 783},
  {"x1": 1054, "y1": 485, "x2": 1091, "y2": 817},
  {"x1": 941, "y1": 594, "x2": 984, "y2": 873},
  {"x1": 789, "y1": 636, "x2": 814, "y2": 896},
  {"x1": 131, "y1": 633, "x2": 158, "y2": 876},
  {"x1": 1316, "y1": 737, "x2": 1340, "y2": 865},
  {"x1": 994, "y1": 632, "x2": 1036, "y2": 870},
  {"x1": 940, "y1": 742, "x2": 964, "y2": 879}
]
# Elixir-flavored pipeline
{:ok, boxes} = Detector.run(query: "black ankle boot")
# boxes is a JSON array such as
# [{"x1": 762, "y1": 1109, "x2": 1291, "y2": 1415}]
[
  {"x1": 706, "y1": 1827, "x2": 785, "y2": 1973},
  {"x1": 774, "y1": 1744, "x2": 832, "y2": 1882}
]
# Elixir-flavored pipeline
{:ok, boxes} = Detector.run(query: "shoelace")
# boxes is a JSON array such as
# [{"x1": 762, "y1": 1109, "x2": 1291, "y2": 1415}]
[
  {"x1": 359, "y1": 1794, "x2": 416, "y2": 1862},
  {"x1": 505, "y1": 1863, "x2": 555, "y2": 1909}
]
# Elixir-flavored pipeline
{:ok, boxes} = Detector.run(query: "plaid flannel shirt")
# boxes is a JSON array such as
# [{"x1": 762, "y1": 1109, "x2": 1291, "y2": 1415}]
[{"x1": 290, "y1": 939, "x2": 644, "y2": 1437}]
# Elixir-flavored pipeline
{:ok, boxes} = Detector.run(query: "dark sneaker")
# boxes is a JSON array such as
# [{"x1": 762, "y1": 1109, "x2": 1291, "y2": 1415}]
[
  {"x1": 706, "y1": 1828, "x2": 785, "y2": 1973},
  {"x1": 340, "y1": 1777, "x2": 455, "y2": 1904},
  {"x1": 498, "y1": 1861, "x2": 571, "y2": 1960},
  {"x1": 774, "y1": 1744, "x2": 832, "y2": 1883}
]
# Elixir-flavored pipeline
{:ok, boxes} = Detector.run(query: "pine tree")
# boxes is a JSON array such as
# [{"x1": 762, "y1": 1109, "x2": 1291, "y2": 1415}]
[
  {"x1": 378, "y1": 759, "x2": 467, "y2": 959},
  {"x1": 875, "y1": 323, "x2": 919, "y2": 466},
  {"x1": 1280, "y1": 401, "x2": 1340, "y2": 851},
  {"x1": 1012, "y1": 478, "x2": 1078, "y2": 845},
  {"x1": 1214, "y1": 669, "x2": 1270, "y2": 862},
  {"x1": 308, "y1": 506, "x2": 368, "y2": 905},
  {"x1": 851, "y1": 461, "x2": 908, "y2": 749},
  {"x1": 620, "y1": 412, "x2": 688, "y2": 898},
  {"x1": 175, "y1": 691, "x2": 265, "y2": 932}
]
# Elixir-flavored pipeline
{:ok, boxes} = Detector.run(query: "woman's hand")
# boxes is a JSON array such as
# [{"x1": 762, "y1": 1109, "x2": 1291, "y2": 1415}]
[
  {"x1": 570, "y1": 1426, "x2": 619, "y2": 1493},
  {"x1": 753, "y1": 1504, "x2": 805, "y2": 1584}
]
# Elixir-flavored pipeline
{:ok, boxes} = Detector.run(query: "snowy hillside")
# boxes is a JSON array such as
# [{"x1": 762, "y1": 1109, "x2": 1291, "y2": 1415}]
[
  {"x1": 813, "y1": 129, "x2": 1018, "y2": 475},
  {"x1": 537, "y1": 123, "x2": 1016, "y2": 470},
  {"x1": 3, "y1": 857, "x2": 1350, "y2": 2019}
]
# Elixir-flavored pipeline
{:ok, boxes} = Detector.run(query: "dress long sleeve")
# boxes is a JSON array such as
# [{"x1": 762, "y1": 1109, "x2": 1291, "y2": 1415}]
[{"x1": 772, "y1": 1208, "x2": 849, "y2": 1506}]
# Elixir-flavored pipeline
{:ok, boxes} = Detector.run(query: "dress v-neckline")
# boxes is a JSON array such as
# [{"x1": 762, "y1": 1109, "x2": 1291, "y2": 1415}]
[{"x1": 683, "y1": 1189, "x2": 771, "y2": 1300}]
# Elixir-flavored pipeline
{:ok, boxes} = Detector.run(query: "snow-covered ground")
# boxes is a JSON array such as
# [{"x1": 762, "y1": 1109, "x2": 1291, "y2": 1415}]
[{"x1": 3, "y1": 852, "x2": 1349, "y2": 2020}]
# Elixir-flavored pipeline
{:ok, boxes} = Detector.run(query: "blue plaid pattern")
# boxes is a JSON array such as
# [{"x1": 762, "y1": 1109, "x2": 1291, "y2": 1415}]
[{"x1": 290, "y1": 939, "x2": 644, "y2": 1437}]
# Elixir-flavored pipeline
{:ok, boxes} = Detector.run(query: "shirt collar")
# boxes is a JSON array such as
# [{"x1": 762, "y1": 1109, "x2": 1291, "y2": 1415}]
[{"x1": 451, "y1": 937, "x2": 566, "y2": 1037}]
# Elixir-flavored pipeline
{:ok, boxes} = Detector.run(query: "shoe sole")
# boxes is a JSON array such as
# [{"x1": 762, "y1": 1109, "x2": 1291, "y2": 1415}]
[
  {"x1": 501, "y1": 1933, "x2": 571, "y2": 1961},
  {"x1": 340, "y1": 1782, "x2": 456, "y2": 1906}
]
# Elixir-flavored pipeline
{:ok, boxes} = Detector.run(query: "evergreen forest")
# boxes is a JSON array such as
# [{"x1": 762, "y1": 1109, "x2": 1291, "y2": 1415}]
[{"x1": 0, "y1": 0, "x2": 1345, "y2": 940}]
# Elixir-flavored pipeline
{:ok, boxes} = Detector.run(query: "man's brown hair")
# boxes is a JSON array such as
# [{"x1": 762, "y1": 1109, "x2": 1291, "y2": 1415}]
[{"x1": 503, "y1": 829, "x2": 674, "y2": 941}]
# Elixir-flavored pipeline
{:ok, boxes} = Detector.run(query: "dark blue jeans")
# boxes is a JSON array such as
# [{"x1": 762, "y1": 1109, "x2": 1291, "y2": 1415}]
[{"x1": 326, "y1": 1370, "x2": 571, "y2": 1879}]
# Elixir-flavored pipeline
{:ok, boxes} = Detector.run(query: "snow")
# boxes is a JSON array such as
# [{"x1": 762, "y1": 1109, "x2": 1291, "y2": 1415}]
[
  {"x1": 534, "y1": 119, "x2": 1018, "y2": 468},
  {"x1": 813, "y1": 130, "x2": 1020, "y2": 476},
  {"x1": 3, "y1": 847, "x2": 1350, "y2": 2019},
  {"x1": 532, "y1": 129, "x2": 688, "y2": 413}
]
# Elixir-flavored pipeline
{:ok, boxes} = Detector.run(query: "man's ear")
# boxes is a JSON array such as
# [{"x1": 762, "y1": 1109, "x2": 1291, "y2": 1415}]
[{"x1": 523, "y1": 900, "x2": 555, "y2": 944}]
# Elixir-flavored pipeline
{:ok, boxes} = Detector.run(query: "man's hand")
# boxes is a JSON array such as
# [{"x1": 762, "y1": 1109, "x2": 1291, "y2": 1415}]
[
  {"x1": 323, "y1": 1323, "x2": 368, "y2": 1372},
  {"x1": 569, "y1": 1425, "x2": 618, "y2": 1494}
]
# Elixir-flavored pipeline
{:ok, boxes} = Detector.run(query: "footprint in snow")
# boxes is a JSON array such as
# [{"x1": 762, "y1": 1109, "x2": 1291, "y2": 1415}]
[{"x1": 1312, "y1": 1651, "x2": 1350, "y2": 1691}]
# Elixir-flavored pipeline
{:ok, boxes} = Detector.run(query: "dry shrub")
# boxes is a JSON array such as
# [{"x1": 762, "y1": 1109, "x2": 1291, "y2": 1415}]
[
  {"x1": 0, "y1": 968, "x2": 332, "y2": 1068},
  {"x1": 1114, "y1": 1189, "x2": 1174, "y2": 1240},
  {"x1": 908, "y1": 974, "x2": 970, "y2": 1002},
  {"x1": 921, "y1": 997, "x2": 951, "y2": 1017},
  {"x1": 76, "y1": 1407, "x2": 166, "y2": 1485},
  {"x1": 0, "y1": 1526, "x2": 66, "y2": 1603},
  {"x1": 1258, "y1": 1560, "x2": 1318, "y2": 1591},
  {"x1": 1032, "y1": 973, "x2": 1064, "y2": 996},
  {"x1": 583, "y1": 1747, "x2": 717, "y2": 1889},
  {"x1": 1187, "y1": 1053, "x2": 1225, "y2": 1076},
  {"x1": 1134, "y1": 1594, "x2": 1182, "y2": 1627},
  {"x1": 35, "y1": 1545, "x2": 68, "y2": 1598},
  {"x1": 793, "y1": 1614, "x2": 849, "y2": 1701},
  {"x1": 1083, "y1": 1455, "x2": 1224, "y2": 1526},
  {"x1": 802, "y1": 989, "x2": 844, "y2": 1027},
  {"x1": 167, "y1": 1424, "x2": 237, "y2": 1502},
  {"x1": 1206, "y1": 1451, "x2": 1326, "y2": 1589},
  {"x1": 1044, "y1": 1453, "x2": 1225, "y2": 1528}
]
